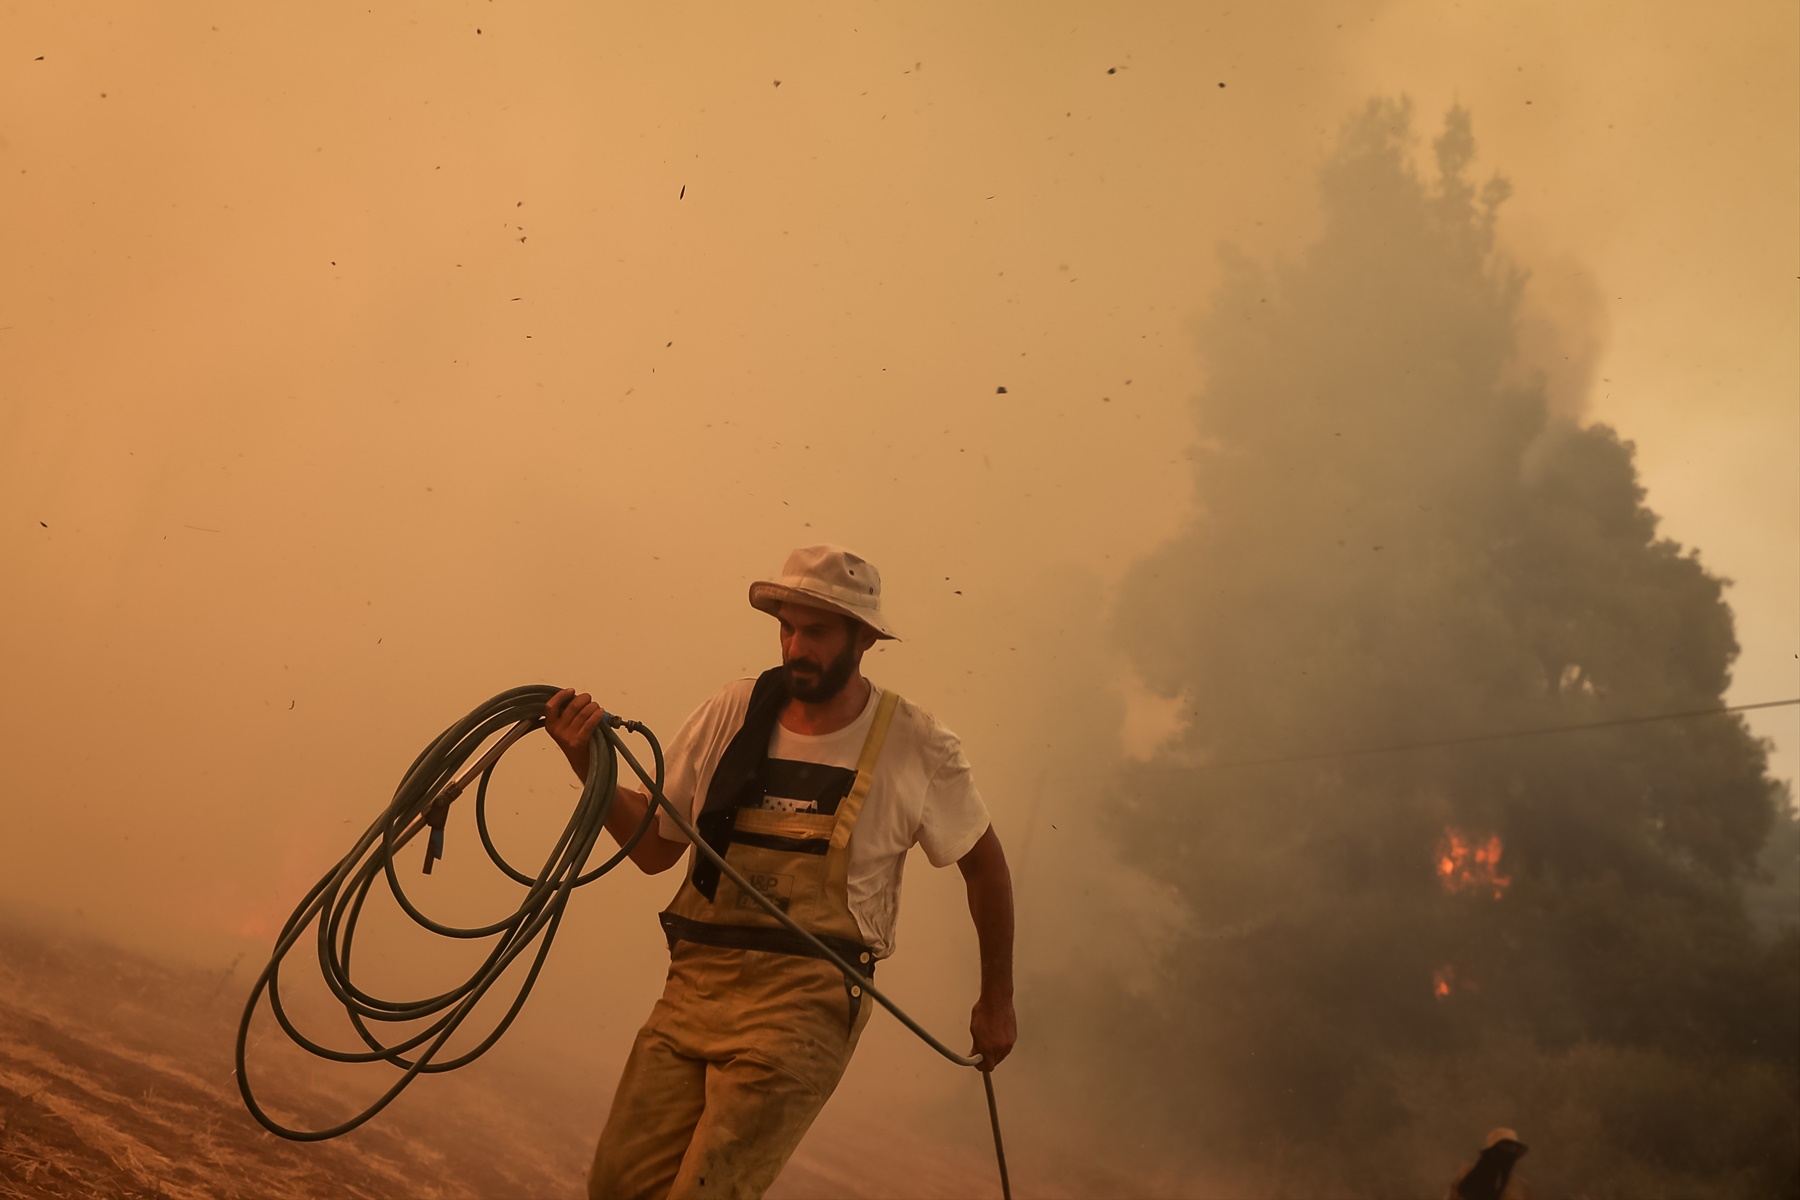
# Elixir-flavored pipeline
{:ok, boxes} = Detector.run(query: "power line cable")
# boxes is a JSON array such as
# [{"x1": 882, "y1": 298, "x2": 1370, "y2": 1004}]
[{"x1": 1189, "y1": 697, "x2": 1800, "y2": 771}]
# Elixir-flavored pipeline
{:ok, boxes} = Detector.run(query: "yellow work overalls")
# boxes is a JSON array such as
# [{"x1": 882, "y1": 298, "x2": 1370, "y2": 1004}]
[{"x1": 588, "y1": 689, "x2": 900, "y2": 1200}]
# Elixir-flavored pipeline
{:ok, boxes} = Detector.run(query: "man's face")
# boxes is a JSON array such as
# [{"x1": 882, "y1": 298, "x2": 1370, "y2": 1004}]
[{"x1": 777, "y1": 603, "x2": 864, "y2": 703}]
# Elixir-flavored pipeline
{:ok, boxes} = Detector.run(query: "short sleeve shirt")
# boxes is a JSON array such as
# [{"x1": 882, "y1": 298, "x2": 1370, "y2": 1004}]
[{"x1": 653, "y1": 678, "x2": 990, "y2": 958}]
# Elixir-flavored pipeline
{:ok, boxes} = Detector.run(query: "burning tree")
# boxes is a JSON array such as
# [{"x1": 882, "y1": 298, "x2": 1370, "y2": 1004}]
[
  {"x1": 1070, "y1": 100, "x2": 1798, "y2": 1197},
  {"x1": 1436, "y1": 828, "x2": 1510, "y2": 901}
]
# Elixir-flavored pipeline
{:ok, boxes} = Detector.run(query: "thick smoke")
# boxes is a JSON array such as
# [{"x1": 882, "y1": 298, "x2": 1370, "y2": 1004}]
[
  {"x1": 1022, "y1": 100, "x2": 1799, "y2": 1199},
  {"x1": 2, "y1": 3, "x2": 1793, "y2": 1195}
]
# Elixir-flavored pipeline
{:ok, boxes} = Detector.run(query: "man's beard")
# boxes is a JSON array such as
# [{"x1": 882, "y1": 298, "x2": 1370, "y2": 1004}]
[{"x1": 784, "y1": 640, "x2": 857, "y2": 703}]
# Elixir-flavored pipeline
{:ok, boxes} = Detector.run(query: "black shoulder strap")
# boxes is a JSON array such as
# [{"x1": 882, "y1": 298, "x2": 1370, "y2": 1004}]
[{"x1": 690, "y1": 666, "x2": 789, "y2": 899}]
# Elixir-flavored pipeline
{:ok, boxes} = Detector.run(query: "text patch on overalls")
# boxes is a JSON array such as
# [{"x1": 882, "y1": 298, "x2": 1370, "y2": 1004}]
[{"x1": 738, "y1": 872, "x2": 794, "y2": 912}]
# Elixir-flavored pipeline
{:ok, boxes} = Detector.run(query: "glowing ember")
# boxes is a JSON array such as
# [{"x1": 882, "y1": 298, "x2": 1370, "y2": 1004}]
[
  {"x1": 1436, "y1": 828, "x2": 1511, "y2": 899},
  {"x1": 1432, "y1": 963, "x2": 1478, "y2": 1000}
]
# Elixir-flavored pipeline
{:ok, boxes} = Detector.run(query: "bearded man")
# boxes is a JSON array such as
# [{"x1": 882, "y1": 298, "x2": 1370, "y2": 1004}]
[{"x1": 545, "y1": 544, "x2": 1016, "y2": 1200}]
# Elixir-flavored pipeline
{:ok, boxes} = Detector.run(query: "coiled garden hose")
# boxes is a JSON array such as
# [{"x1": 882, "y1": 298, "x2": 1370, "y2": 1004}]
[{"x1": 234, "y1": 685, "x2": 1012, "y2": 1198}]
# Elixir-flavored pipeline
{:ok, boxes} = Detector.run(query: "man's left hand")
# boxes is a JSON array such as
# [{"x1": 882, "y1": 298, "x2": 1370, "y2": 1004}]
[{"x1": 969, "y1": 993, "x2": 1016, "y2": 1072}]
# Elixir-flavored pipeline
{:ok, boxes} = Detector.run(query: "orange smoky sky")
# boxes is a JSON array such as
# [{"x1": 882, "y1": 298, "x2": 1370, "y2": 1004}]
[{"x1": 0, "y1": 0, "x2": 1793, "y2": 1063}]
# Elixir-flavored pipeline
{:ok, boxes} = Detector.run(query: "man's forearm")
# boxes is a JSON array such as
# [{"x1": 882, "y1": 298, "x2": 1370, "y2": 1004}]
[
  {"x1": 958, "y1": 827, "x2": 1018, "y2": 1070},
  {"x1": 601, "y1": 786, "x2": 688, "y2": 874},
  {"x1": 560, "y1": 738, "x2": 595, "y2": 787},
  {"x1": 560, "y1": 743, "x2": 685, "y2": 873},
  {"x1": 964, "y1": 842, "x2": 1015, "y2": 1000},
  {"x1": 603, "y1": 785, "x2": 652, "y2": 850}
]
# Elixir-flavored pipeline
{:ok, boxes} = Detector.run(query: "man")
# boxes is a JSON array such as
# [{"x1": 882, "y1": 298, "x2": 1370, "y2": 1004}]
[{"x1": 545, "y1": 544, "x2": 1017, "y2": 1200}]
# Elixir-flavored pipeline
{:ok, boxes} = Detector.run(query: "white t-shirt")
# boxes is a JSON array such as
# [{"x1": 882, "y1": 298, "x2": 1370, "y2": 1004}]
[{"x1": 653, "y1": 677, "x2": 990, "y2": 958}]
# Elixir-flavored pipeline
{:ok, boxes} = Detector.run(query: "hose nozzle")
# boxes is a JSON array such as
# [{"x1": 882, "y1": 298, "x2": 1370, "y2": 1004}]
[{"x1": 420, "y1": 779, "x2": 464, "y2": 875}]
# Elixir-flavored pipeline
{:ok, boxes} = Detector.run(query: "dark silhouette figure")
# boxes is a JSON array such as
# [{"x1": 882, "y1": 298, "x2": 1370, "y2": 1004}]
[{"x1": 1448, "y1": 1128, "x2": 1529, "y2": 1200}]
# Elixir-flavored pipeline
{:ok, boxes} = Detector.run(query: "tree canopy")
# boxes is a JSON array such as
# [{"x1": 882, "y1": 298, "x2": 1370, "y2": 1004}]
[{"x1": 1089, "y1": 98, "x2": 1796, "y2": 1197}]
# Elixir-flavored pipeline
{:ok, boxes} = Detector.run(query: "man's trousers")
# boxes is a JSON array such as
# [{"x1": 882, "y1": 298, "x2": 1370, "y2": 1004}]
[{"x1": 588, "y1": 941, "x2": 874, "y2": 1200}]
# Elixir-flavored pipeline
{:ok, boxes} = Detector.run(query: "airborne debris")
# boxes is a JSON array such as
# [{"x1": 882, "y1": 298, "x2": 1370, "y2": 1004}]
[
  {"x1": 679, "y1": 184, "x2": 686, "y2": 199},
  {"x1": 995, "y1": 386, "x2": 1007, "y2": 394}
]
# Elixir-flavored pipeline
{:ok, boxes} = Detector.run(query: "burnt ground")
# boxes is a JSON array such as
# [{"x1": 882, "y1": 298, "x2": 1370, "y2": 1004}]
[
  {"x1": 0, "y1": 921, "x2": 599, "y2": 1200},
  {"x1": 0, "y1": 923, "x2": 1142, "y2": 1199}
]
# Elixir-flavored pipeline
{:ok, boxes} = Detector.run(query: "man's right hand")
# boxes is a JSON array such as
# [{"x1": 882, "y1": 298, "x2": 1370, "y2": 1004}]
[
  {"x1": 545, "y1": 687, "x2": 689, "y2": 876},
  {"x1": 545, "y1": 687, "x2": 606, "y2": 780}
]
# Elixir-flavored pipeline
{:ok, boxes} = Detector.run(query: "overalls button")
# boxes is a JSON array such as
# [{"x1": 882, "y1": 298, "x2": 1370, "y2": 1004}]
[
  {"x1": 859, "y1": 952, "x2": 871, "y2": 964},
  {"x1": 850, "y1": 985, "x2": 862, "y2": 997}
]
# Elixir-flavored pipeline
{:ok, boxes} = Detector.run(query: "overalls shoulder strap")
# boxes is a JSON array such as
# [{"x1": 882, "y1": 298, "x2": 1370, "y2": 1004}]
[
  {"x1": 689, "y1": 667, "x2": 789, "y2": 900},
  {"x1": 830, "y1": 689, "x2": 900, "y2": 850}
]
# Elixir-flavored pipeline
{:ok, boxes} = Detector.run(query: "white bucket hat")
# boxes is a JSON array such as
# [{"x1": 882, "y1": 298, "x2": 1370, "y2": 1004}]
[{"x1": 748, "y1": 544, "x2": 900, "y2": 640}]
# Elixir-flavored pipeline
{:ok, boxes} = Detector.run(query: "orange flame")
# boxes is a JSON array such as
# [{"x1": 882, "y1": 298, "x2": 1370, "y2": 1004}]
[
  {"x1": 1432, "y1": 963, "x2": 1479, "y2": 1000},
  {"x1": 1436, "y1": 828, "x2": 1511, "y2": 900}
]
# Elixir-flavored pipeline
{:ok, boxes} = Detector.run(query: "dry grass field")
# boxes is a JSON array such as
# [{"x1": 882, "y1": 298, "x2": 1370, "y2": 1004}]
[{"x1": 0, "y1": 923, "x2": 1140, "y2": 1200}]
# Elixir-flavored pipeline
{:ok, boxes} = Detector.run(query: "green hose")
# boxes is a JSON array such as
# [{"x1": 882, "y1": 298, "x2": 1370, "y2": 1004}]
[{"x1": 234, "y1": 686, "x2": 1011, "y2": 1196}]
